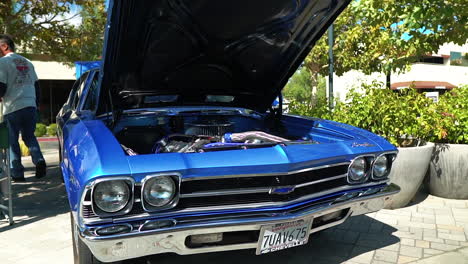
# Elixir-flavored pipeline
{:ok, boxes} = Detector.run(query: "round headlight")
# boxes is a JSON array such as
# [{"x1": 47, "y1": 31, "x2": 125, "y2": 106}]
[
  {"x1": 93, "y1": 181, "x2": 130, "y2": 213},
  {"x1": 349, "y1": 157, "x2": 368, "y2": 182},
  {"x1": 143, "y1": 176, "x2": 176, "y2": 207},
  {"x1": 373, "y1": 155, "x2": 389, "y2": 178}
]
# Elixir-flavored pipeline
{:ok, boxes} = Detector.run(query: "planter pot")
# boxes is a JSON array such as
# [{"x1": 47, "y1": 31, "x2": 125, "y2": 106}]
[
  {"x1": 385, "y1": 142, "x2": 434, "y2": 209},
  {"x1": 427, "y1": 144, "x2": 468, "y2": 199}
]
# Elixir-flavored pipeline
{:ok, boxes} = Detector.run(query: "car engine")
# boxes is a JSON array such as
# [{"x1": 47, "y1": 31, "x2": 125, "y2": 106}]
[{"x1": 118, "y1": 114, "x2": 293, "y2": 155}]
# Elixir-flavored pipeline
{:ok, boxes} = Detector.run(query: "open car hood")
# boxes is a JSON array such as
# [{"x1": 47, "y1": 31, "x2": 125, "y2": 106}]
[{"x1": 98, "y1": 0, "x2": 351, "y2": 114}]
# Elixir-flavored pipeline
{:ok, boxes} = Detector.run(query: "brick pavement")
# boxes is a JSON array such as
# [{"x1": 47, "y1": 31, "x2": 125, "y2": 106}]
[{"x1": 1, "y1": 151, "x2": 467, "y2": 264}]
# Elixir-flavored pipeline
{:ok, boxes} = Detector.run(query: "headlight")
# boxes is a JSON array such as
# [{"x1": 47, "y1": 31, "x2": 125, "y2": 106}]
[
  {"x1": 93, "y1": 180, "x2": 130, "y2": 213},
  {"x1": 348, "y1": 157, "x2": 368, "y2": 182},
  {"x1": 373, "y1": 155, "x2": 389, "y2": 178},
  {"x1": 143, "y1": 176, "x2": 176, "y2": 207}
]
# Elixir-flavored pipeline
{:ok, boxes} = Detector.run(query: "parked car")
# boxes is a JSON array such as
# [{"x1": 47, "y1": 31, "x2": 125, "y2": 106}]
[{"x1": 57, "y1": 0, "x2": 400, "y2": 263}]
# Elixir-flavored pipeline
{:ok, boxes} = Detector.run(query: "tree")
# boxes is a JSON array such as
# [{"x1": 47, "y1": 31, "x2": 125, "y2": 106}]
[
  {"x1": 283, "y1": 68, "x2": 312, "y2": 102},
  {"x1": 305, "y1": 0, "x2": 468, "y2": 86},
  {"x1": 283, "y1": 67, "x2": 327, "y2": 104},
  {"x1": 52, "y1": 0, "x2": 107, "y2": 62},
  {"x1": 0, "y1": 0, "x2": 106, "y2": 63}
]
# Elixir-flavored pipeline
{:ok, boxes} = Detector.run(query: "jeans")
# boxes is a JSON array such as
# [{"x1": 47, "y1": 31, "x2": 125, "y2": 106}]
[{"x1": 5, "y1": 107, "x2": 45, "y2": 179}]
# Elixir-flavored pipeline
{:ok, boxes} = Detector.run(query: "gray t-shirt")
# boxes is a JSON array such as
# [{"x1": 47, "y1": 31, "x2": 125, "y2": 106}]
[{"x1": 0, "y1": 53, "x2": 38, "y2": 115}]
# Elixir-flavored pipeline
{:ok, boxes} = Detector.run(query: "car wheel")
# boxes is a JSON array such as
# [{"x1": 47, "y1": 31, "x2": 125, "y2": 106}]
[{"x1": 70, "y1": 213, "x2": 121, "y2": 264}]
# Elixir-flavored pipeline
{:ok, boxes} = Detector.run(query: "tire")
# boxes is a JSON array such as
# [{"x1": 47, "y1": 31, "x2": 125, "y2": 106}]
[{"x1": 70, "y1": 213, "x2": 121, "y2": 264}]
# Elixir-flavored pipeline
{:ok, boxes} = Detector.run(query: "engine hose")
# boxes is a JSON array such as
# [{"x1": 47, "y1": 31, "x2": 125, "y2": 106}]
[{"x1": 223, "y1": 131, "x2": 287, "y2": 143}]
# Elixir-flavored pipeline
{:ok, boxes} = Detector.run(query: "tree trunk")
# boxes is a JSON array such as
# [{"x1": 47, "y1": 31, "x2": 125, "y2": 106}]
[
  {"x1": 310, "y1": 71, "x2": 318, "y2": 106},
  {"x1": 1, "y1": 1, "x2": 13, "y2": 34},
  {"x1": 386, "y1": 71, "x2": 391, "y2": 89}
]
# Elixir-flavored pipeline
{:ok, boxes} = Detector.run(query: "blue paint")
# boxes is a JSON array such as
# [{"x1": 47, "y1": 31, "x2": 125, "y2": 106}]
[{"x1": 75, "y1": 61, "x2": 101, "y2": 79}]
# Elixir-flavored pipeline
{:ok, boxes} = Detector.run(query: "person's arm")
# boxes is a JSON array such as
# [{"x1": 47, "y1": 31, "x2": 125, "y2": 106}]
[
  {"x1": 0, "y1": 60, "x2": 6, "y2": 101},
  {"x1": 35, "y1": 80, "x2": 41, "y2": 109},
  {"x1": 0, "y1": 82, "x2": 6, "y2": 101}
]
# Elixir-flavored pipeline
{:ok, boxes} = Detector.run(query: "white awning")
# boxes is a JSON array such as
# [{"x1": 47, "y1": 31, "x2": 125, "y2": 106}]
[{"x1": 32, "y1": 60, "x2": 76, "y2": 80}]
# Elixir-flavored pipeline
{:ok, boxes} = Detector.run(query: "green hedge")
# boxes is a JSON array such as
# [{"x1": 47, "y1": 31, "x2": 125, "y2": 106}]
[
  {"x1": 289, "y1": 82, "x2": 468, "y2": 146},
  {"x1": 47, "y1": 123, "x2": 58, "y2": 136},
  {"x1": 35, "y1": 123, "x2": 47, "y2": 137},
  {"x1": 34, "y1": 123, "x2": 58, "y2": 137}
]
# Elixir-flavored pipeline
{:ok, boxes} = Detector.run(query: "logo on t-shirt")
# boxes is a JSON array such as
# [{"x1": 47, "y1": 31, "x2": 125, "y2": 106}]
[{"x1": 13, "y1": 58, "x2": 31, "y2": 85}]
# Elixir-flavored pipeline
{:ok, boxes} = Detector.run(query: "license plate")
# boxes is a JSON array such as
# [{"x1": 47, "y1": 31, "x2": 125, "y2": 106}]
[{"x1": 256, "y1": 218, "x2": 312, "y2": 255}]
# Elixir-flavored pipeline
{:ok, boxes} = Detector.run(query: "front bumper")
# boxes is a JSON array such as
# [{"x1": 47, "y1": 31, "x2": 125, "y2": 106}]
[{"x1": 82, "y1": 183, "x2": 400, "y2": 262}]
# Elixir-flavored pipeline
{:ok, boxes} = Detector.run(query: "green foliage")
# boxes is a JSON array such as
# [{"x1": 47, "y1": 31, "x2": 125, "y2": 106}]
[
  {"x1": 47, "y1": 123, "x2": 58, "y2": 136},
  {"x1": 283, "y1": 67, "x2": 328, "y2": 111},
  {"x1": 289, "y1": 83, "x2": 468, "y2": 146},
  {"x1": 289, "y1": 97, "x2": 333, "y2": 121},
  {"x1": 333, "y1": 84, "x2": 436, "y2": 146},
  {"x1": 305, "y1": 0, "x2": 468, "y2": 77},
  {"x1": 0, "y1": 1, "x2": 107, "y2": 63},
  {"x1": 431, "y1": 85, "x2": 468, "y2": 144},
  {"x1": 283, "y1": 68, "x2": 313, "y2": 102},
  {"x1": 35, "y1": 123, "x2": 47, "y2": 137}
]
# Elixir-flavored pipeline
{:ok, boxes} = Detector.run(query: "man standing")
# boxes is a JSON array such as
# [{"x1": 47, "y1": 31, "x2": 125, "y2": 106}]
[{"x1": 0, "y1": 34, "x2": 46, "y2": 182}]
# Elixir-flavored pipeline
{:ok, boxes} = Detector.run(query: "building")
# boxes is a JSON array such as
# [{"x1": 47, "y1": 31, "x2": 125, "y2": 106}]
[
  {"x1": 27, "y1": 57, "x2": 102, "y2": 124},
  {"x1": 330, "y1": 42, "x2": 468, "y2": 102},
  {"x1": 29, "y1": 55, "x2": 76, "y2": 124}
]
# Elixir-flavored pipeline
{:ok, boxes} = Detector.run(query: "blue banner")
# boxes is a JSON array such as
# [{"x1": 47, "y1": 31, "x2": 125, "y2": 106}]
[{"x1": 75, "y1": 61, "x2": 101, "y2": 79}]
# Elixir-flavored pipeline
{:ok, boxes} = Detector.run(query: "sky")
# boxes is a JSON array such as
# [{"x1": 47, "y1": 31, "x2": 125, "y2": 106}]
[{"x1": 66, "y1": 0, "x2": 110, "y2": 26}]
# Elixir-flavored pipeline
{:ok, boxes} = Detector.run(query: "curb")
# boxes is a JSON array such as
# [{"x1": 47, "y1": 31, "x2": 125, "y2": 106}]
[{"x1": 37, "y1": 137, "x2": 58, "y2": 142}]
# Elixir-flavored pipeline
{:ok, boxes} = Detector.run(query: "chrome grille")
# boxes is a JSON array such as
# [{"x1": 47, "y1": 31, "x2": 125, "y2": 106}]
[
  {"x1": 81, "y1": 163, "x2": 351, "y2": 220},
  {"x1": 178, "y1": 163, "x2": 350, "y2": 207}
]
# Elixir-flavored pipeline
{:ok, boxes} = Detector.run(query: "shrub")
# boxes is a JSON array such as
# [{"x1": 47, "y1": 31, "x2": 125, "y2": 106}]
[
  {"x1": 47, "y1": 123, "x2": 58, "y2": 136},
  {"x1": 332, "y1": 83, "x2": 436, "y2": 146},
  {"x1": 35, "y1": 123, "x2": 47, "y2": 137},
  {"x1": 288, "y1": 81, "x2": 447, "y2": 147},
  {"x1": 289, "y1": 97, "x2": 332, "y2": 120},
  {"x1": 431, "y1": 85, "x2": 468, "y2": 144}
]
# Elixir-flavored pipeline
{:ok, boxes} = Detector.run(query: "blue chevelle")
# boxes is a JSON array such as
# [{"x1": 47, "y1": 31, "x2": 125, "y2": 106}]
[{"x1": 57, "y1": 0, "x2": 400, "y2": 263}]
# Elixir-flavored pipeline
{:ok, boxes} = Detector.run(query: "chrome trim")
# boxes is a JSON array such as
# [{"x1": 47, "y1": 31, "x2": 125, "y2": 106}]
[
  {"x1": 90, "y1": 177, "x2": 135, "y2": 217},
  {"x1": 79, "y1": 188, "x2": 93, "y2": 227},
  {"x1": 181, "y1": 162, "x2": 351, "y2": 181},
  {"x1": 81, "y1": 180, "x2": 389, "y2": 226},
  {"x1": 269, "y1": 186, "x2": 295, "y2": 195},
  {"x1": 138, "y1": 219, "x2": 177, "y2": 232},
  {"x1": 81, "y1": 184, "x2": 400, "y2": 262},
  {"x1": 141, "y1": 173, "x2": 181, "y2": 212},
  {"x1": 180, "y1": 173, "x2": 349, "y2": 198},
  {"x1": 371, "y1": 151, "x2": 398, "y2": 180},
  {"x1": 295, "y1": 173, "x2": 347, "y2": 188},
  {"x1": 79, "y1": 177, "x2": 135, "y2": 227},
  {"x1": 110, "y1": 181, "x2": 389, "y2": 224},
  {"x1": 347, "y1": 155, "x2": 374, "y2": 184},
  {"x1": 180, "y1": 187, "x2": 271, "y2": 198},
  {"x1": 95, "y1": 223, "x2": 133, "y2": 236}
]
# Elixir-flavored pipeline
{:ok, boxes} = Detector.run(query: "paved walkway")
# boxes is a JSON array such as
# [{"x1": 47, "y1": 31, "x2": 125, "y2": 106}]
[{"x1": 0, "y1": 150, "x2": 467, "y2": 264}]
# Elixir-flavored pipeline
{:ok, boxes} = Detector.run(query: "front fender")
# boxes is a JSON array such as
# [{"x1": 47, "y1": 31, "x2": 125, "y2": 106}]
[{"x1": 62, "y1": 118, "x2": 131, "y2": 221}]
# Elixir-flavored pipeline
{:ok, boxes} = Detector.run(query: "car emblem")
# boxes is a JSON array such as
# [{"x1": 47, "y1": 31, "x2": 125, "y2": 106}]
[
  {"x1": 352, "y1": 142, "x2": 376, "y2": 147},
  {"x1": 270, "y1": 186, "x2": 295, "y2": 195}
]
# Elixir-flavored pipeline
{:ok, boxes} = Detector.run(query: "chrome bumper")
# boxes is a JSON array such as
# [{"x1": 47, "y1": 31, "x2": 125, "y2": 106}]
[{"x1": 82, "y1": 183, "x2": 400, "y2": 262}]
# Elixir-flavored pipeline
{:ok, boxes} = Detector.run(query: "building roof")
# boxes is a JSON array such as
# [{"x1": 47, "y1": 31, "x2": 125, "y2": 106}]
[{"x1": 391, "y1": 81, "x2": 457, "y2": 90}]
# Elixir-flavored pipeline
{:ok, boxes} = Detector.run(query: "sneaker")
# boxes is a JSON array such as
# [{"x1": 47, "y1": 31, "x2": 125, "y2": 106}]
[{"x1": 35, "y1": 160, "x2": 47, "y2": 179}]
